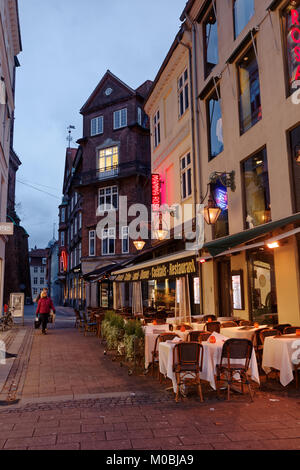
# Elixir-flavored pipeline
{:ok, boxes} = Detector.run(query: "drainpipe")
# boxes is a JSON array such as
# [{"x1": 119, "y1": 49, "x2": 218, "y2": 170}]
[{"x1": 182, "y1": 14, "x2": 205, "y2": 315}]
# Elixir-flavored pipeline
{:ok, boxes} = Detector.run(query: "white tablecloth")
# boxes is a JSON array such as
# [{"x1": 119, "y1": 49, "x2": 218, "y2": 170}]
[
  {"x1": 159, "y1": 332, "x2": 260, "y2": 393},
  {"x1": 144, "y1": 328, "x2": 189, "y2": 369},
  {"x1": 262, "y1": 335, "x2": 300, "y2": 386},
  {"x1": 220, "y1": 325, "x2": 268, "y2": 342}
]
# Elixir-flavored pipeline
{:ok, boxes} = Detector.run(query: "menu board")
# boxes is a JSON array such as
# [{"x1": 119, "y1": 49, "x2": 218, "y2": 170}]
[
  {"x1": 231, "y1": 271, "x2": 244, "y2": 310},
  {"x1": 9, "y1": 293, "x2": 24, "y2": 320}
]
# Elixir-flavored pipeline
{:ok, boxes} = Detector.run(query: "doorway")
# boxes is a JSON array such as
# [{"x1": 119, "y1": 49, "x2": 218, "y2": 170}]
[{"x1": 217, "y1": 259, "x2": 232, "y2": 317}]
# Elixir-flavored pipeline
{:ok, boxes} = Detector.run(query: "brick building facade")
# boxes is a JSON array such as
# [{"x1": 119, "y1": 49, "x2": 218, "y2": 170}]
[{"x1": 58, "y1": 71, "x2": 152, "y2": 308}]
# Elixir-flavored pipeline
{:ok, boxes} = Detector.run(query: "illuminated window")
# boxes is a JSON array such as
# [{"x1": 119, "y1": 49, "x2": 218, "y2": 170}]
[
  {"x1": 91, "y1": 116, "x2": 103, "y2": 136},
  {"x1": 178, "y1": 69, "x2": 189, "y2": 117},
  {"x1": 113, "y1": 108, "x2": 127, "y2": 129},
  {"x1": 181, "y1": 153, "x2": 192, "y2": 200},
  {"x1": 98, "y1": 146, "x2": 119, "y2": 178},
  {"x1": 242, "y1": 148, "x2": 271, "y2": 228}
]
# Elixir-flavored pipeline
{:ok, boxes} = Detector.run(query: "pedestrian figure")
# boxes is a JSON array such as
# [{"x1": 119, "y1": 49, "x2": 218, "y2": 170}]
[{"x1": 36, "y1": 290, "x2": 55, "y2": 335}]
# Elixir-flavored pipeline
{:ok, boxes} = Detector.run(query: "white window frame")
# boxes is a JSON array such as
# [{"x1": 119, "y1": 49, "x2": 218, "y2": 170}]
[
  {"x1": 40, "y1": 277, "x2": 44, "y2": 285},
  {"x1": 42, "y1": 258, "x2": 47, "y2": 265},
  {"x1": 178, "y1": 69, "x2": 189, "y2": 117},
  {"x1": 33, "y1": 277, "x2": 38, "y2": 285},
  {"x1": 113, "y1": 108, "x2": 127, "y2": 130},
  {"x1": 40, "y1": 267, "x2": 45, "y2": 273},
  {"x1": 34, "y1": 267, "x2": 38, "y2": 273},
  {"x1": 154, "y1": 110, "x2": 161, "y2": 148},
  {"x1": 91, "y1": 116, "x2": 104, "y2": 136},
  {"x1": 180, "y1": 153, "x2": 192, "y2": 200},
  {"x1": 98, "y1": 186, "x2": 118, "y2": 211},
  {"x1": 102, "y1": 228, "x2": 115, "y2": 256},
  {"x1": 122, "y1": 226, "x2": 129, "y2": 254},
  {"x1": 89, "y1": 230, "x2": 96, "y2": 257}
]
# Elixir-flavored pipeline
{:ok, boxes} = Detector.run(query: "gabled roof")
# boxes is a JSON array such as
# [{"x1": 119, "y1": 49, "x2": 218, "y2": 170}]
[{"x1": 80, "y1": 70, "x2": 136, "y2": 114}]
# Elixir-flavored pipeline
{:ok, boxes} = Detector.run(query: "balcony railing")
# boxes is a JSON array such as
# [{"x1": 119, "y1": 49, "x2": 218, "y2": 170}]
[{"x1": 73, "y1": 160, "x2": 150, "y2": 187}]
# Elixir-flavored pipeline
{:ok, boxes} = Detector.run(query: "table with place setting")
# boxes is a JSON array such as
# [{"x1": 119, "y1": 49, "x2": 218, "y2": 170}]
[
  {"x1": 220, "y1": 325, "x2": 269, "y2": 342},
  {"x1": 262, "y1": 333, "x2": 300, "y2": 387},
  {"x1": 159, "y1": 332, "x2": 260, "y2": 394}
]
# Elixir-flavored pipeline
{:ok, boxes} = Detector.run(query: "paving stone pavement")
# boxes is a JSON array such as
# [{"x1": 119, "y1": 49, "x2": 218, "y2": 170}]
[{"x1": 0, "y1": 306, "x2": 300, "y2": 450}]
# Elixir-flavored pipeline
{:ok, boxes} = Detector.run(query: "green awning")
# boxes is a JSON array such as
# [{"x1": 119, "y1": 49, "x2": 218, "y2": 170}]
[{"x1": 204, "y1": 213, "x2": 300, "y2": 257}]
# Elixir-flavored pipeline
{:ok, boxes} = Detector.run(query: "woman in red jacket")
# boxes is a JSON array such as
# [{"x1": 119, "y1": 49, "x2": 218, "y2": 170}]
[{"x1": 36, "y1": 290, "x2": 55, "y2": 335}]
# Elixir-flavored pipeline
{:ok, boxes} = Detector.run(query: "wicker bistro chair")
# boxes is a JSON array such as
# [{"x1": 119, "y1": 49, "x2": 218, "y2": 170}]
[
  {"x1": 221, "y1": 321, "x2": 238, "y2": 328},
  {"x1": 175, "y1": 324, "x2": 193, "y2": 331},
  {"x1": 150, "y1": 333, "x2": 180, "y2": 379},
  {"x1": 82, "y1": 311, "x2": 98, "y2": 337},
  {"x1": 173, "y1": 342, "x2": 204, "y2": 402},
  {"x1": 187, "y1": 331, "x2": 211, "y2": 343},
  {"x1": 204, "y1": 321, "x2": 221, "y2": 334},
  {"x1": 273, "y1": 324, "x2": 292, "y2": 335},
  {"x1": 203, "y1": 315, "x2": 217, "y2": 322},
  {"x1": 216, "y1": 338, "x2": 254, "y2": 402}
]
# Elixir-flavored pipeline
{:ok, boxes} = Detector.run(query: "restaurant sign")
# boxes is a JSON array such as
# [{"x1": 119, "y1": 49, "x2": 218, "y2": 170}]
[{"x1": 113, "y1": 256, "x2": 197, "y2": 282}]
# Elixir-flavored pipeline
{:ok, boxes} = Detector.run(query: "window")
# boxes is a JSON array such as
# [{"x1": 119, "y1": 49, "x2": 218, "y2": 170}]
[
  {"x1": 40, "y1": 278, "x2": 44, "y2": 285},
  {"x1": 233, "y1": 0, "x2": 254, "y2": 38},
  {"x1": 74, "y1": 192, "x2": 78, "y2": 206},
  {"x1": 137, "y1": 107, "x2": 142, "y2": 126},
  {"x1": 61, "y1": 208, "x2": 65, "y2": 223},
  {"x1": 154, "y1": 110, "x2": 161, "y2": 148},
  {"x1": 79, "y1": 212, "x2": 82, "y2": 230},
  {"x1": 289, "y1": 124, "x2": 300, "y2": 212},
  {"x1": 71, "y1": 223, "x2": 73, "y2": 240},
  {"x1": 98, "y1": 146, "x2": 119, "y2": 178},
  {"x1": 33, "y1": 288, "x2": 38, "y2": 295},
  {"x1": 238, "y1": 44, "x2": 262, "y2": 135},
  {"x1": 242, "y1": 148, "x2": 271, "y2": 228},
  {"x1": 91, "y1": 116, "x2": 104, "y2": 136},
  {"x1": 34, "y1": 267, "x2": 38, "y2": 273},
  {"x1": 102, "y1": 228, "x2": 115, "y2": 255},
  {"x1": 122, "y1": 226, "x2": 129, "y2": 254},
  {"x1": 33, "y1": 278, "x2": 38, "y2": 285},
  {"x1": 74, "y1": 217, "x2": 77, "y2": 235},
  {"x1": 204, "y1": 6, "x2": 219, "y2": 78},
  {"x1": 60, "y1": 231, "x2": 65, "y2": 246},
  {"x1": 89, "y1": 230, "x2": 96, "y2": 257},
  {"x1": 181, "y1": 153, "x2": 192, "y2": 200},
  {"x1": 42, "y1": 258, "x2": 46, "y2": 265},
  {"x1": 178, "y1": 69, "x2": 189, "y2": 117},
  {"x1": 282, "y1": 1, "x2": 300, "y2": 95},
  {"x1": 79, "y1": 243, "x2": 82, "y2": 263},
  {"x1": 113, "y1": 108, "x2": 127, "y2": 129},
  {"x1": 98, "y1": 186, "x2": 118, "y2": 211},
  {"x1": 207, "y1": 87, "x2": 224, "y2": 159},
  {"x1": 40, "y1": 267, "x2": 45, "y2": 273}
]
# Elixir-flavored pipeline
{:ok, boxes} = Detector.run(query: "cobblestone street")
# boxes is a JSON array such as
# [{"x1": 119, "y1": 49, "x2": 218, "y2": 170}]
[{"x1": 0, "y1": 307, "x2": 299, "y2": 451}]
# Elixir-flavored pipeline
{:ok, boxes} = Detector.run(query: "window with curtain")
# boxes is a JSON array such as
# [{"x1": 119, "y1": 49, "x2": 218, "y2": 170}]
[
  {"x1": 282, "y1": 0, "x2": 300, "y2": 95},
  {"x1": 238, "y1": 44, "x2": 262, "y2": 134},
  {"x1": 242, "y1": 148, "x2": 271, "y2": 228},
  {"x1": 234, "y1": 0, "x2": 254, "y2": 38},
  {"x1": 207, "y1": 87, "x2": 224, "y2": 160},
  {"x1": 204, "y1": 5, "x2": 219, "y2": 78}
]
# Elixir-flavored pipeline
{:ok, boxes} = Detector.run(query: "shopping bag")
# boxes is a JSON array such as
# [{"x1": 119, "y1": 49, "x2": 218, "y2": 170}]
[
  {"x1": 34, "y1": 316, "x2": 40, "y2": 329},
  {"x1": 50, "y1": 310, "x2": 56, "y2": 325}
]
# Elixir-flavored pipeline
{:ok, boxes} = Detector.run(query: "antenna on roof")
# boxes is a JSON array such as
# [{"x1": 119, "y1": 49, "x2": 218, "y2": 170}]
[{"x1": 67, "y1": 125, "x2": 76, "y2": 148}]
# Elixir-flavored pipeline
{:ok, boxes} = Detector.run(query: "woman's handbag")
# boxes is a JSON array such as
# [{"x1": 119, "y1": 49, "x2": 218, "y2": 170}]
[
  {"x1": 49, "y1": 310, "x2": 56, "y2": 325},
  {"x1": 34, "y1": 316, "x2": 40, "y2": 329}
]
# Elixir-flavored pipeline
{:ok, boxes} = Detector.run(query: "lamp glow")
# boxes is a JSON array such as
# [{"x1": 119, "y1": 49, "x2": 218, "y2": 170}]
[
  {"x1": 133, "y1": 238, "x2": 146, "y2": 251},
  {"x1": 267, "y1": 241, "x2": 280, "y2": 249}
]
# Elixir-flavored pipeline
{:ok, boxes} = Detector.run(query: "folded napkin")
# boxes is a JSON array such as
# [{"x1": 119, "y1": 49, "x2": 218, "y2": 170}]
[
  {"x1": 152, "y1": 329, "x2": 168, "y2": 334},
  {"x1": 166, "y1": 337, "x2": 182, "y2": 343},
  {"x1": 210, "y1": 332, "x2": 228, "y2": 342}
]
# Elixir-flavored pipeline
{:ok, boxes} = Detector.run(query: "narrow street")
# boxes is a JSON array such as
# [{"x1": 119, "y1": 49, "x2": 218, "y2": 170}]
[{"x1": 0, "y1": 309, "x2": 298, "y2": 450}]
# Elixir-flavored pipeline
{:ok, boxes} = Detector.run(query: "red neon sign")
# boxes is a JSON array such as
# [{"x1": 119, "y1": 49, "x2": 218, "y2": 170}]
[
  {"x1": 60, "y1": 250, "x2": 68, "y2": 272},
  {"x1": 291, "y1": 9, "x2": 300, "y2": 80},
  {"x1": 152, "y1": 174, "x2": 161, "y2": 212}
]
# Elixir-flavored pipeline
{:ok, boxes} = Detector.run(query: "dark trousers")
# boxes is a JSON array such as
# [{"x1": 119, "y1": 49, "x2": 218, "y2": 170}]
[{"x1": 39, "y1": 314, "x2": 49, "y2": 332}]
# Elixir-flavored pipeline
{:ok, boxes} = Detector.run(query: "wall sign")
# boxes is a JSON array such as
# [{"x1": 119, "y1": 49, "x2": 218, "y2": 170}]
[
  {"x1": 9, "y1": 293, "x2": 25, "y2": 323},
  {"x1": 151, "y1": 174, "x2": 161, "y2": 212},
  {"x1": 113, "y1": 256, "x2": 197, "y2": 282},
  {"x1": 231, "y1": 270, "x2": 245, "y2": 310},
  {"x1": 0, "y1": 223, "x2": 14, "y2": 236}
]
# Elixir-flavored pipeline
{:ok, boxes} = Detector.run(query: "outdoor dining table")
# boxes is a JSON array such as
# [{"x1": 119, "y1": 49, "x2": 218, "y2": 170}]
[
  {"x1": 159, "y1": 332, "x2": 260, "y2": 393},
  {"x1": 143, "y1": 324, "x2": 190, "y2": 369},
  {"x1": 220, "y1": 325, "x2": 269, "y2": 342},
  {"x1": 262, "y1": 334, "x2": 300, "y2": 386}
]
